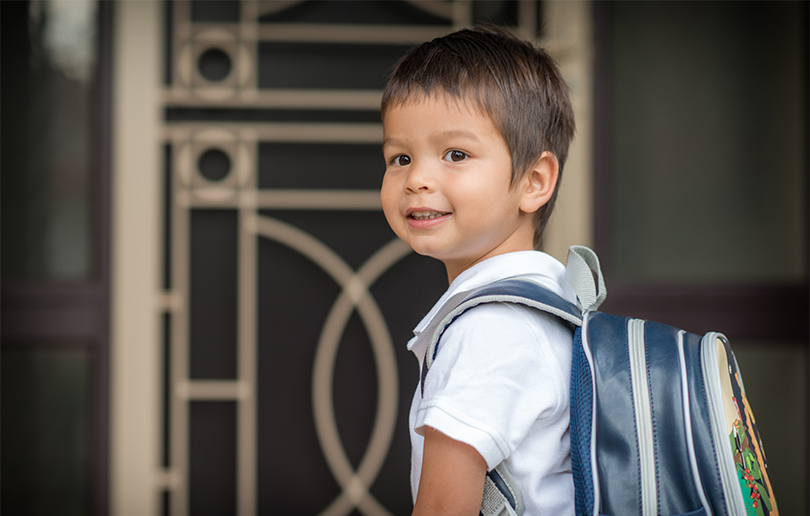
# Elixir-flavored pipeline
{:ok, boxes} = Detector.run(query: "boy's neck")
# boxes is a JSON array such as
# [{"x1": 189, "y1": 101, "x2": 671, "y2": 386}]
[{"x1": 443, "y1": 246, "x2": 536, "y2": 284}]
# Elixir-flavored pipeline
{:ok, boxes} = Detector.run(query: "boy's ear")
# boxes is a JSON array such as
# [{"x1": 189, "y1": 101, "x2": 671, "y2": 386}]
[{"x1": 519, "y1": 151, "x2": 559, "y2": 214}]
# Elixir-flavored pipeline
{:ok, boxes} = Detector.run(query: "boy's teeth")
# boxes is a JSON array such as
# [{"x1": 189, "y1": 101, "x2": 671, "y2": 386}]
[{"x1": 411, "y1": 211, "x2": 444, "y2": 220}]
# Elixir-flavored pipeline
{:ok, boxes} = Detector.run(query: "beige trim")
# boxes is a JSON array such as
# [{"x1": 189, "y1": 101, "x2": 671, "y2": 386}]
[
  {"x1": 164, "y1": 89, "x2": 382, "y2": 109},
  {"x1": 110, "y1": 2, "x2": 163, "y2": 516},
  {"x1": 170, "y1": 166, "x2": 191, "y2": 516},
  {"x1": 164, "y1": 122, "x2": 383, "y2": 143},
  {"x1": 541, "y1": 1, "x2": 595, "y2": 262},
  {"x1": 254, "y1": 0, "x2": 455, "y2": 22},
  {"x1": 407, "y1": 0, "x2": 455, "y2": 21},
  {"x1": 256, "y1": 0, "x2": 300, "y2": 18},
  {"x1": 178, "y1": 189, "x2": 382, "y2": 210},
  {"x1": 258, "y1": 23, "x2": 449, "y2": 44},
  {"x1": 237, "y1": 160, "x2": 258, "y2": 516},
  {"x1": 254, "y1": 190, "x2": 382, "y2": 210},
  {"x1": 517, "y1": 0, "x2": 538, "y2": 40},
  {"x1": 452, "y1": 0, "x2": 472, "y2": 30},
  {"x1": 175, "y1": 380, "x2": 253, "y2": 400}
]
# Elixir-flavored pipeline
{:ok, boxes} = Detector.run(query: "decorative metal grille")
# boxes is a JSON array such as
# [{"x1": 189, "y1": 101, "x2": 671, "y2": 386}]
[{"x1": 159, "y1": 2, "x2": 541, "y2": 515}]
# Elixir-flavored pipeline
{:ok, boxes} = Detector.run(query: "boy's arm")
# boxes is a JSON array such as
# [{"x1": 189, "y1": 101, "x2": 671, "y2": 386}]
[{"x1": 412, "y1": 426, "x2": 487, "y2": 516}]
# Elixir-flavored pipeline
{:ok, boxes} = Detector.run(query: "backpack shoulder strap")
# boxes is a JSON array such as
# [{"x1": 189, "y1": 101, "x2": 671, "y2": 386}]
[
  {"x1": 418, "y1": 278, "x2": 582, "y2": 516},
  {"x1": 416, "y1": 247, "x2": 606, "y2": 516},
  {"x1": 421, "y1": 278, "x2": 583, "y2": 393},
  {"x1": 421, "y1": 245, "x2": 605, "y2": 389}
]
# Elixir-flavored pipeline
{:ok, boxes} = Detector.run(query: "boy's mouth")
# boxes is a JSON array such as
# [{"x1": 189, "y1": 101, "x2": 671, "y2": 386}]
[{"x1": 409, "y1": 210, "x2": 449, "y2": 221}]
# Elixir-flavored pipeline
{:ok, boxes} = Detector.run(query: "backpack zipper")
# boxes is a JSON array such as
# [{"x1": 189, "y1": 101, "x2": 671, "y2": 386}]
[
  {"x1": 628, "y1": 318, "x2": 657, "y2": 515},
  {"x1": 701, "y1": 333, "x2": 746, "y2": 515},
  {"x1": 676, "y1": 331, "x2": 714, "y2": 516}
]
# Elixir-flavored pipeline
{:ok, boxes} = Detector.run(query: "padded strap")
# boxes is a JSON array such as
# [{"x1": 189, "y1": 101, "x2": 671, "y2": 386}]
[
  {"x1": 417, "y1": 250, "x2": 606, "y2": 516},
  {"x1": 481, "y1": 462, "x2": 525, "y2": 516},
  {"x1": 566, "y1": 246, "x2": 607, "y2": 313},
  {"x1": 424, "y1": 279, "x2": 582, "y2": 374},
  {"x1": 418, "y1": 278, "x2": 584, "y2": 516}
]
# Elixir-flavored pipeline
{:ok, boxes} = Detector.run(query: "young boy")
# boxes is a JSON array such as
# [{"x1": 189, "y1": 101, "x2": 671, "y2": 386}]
[{"x1": 380, "y1": 26, "x2": 577, "y2": 515}]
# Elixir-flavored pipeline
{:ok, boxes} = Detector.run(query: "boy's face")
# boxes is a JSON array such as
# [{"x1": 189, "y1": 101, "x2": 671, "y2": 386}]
[{"x1": 381, "y1": 94, "x2": 535, "y2": 281}]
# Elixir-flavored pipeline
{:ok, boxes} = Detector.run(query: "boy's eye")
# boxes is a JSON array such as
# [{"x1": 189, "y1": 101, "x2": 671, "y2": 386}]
[
  {"x1": 392, "y1": 155, "x2": 411, "y2": 166},
  {"x1": 444, "y1": 150, "x2": 468, "y2": 162}
]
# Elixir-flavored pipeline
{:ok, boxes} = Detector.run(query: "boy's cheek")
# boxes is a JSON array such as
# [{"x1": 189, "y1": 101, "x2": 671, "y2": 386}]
[
  {"x1": 380, "y1": 190, "x2": 400, "y2": 230},
  {"x1": 380, "y1": 177, "x2": 399, "y2": 213},
  {"x1": 382, "y1": 207, "x2": 402, "y2": 234}
]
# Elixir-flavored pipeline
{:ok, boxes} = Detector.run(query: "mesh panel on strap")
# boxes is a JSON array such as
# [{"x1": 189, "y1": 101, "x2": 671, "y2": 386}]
[{"x1": 570, "y1": 328, "x2": 595, "y2": 516}]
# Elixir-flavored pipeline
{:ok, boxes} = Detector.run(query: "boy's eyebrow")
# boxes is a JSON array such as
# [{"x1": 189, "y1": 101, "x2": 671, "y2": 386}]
[
  {"x1": 382, "y1": 130, "x2": 481, "y2": 149},
  {"x1": 435, "y1": 129, "x2": 481, "y2": 142}
]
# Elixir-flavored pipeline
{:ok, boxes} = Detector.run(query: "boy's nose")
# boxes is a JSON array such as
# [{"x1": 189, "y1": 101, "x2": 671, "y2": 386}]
[{"x1": 404, "y1": 161, "x2": 435, "y2": 193}]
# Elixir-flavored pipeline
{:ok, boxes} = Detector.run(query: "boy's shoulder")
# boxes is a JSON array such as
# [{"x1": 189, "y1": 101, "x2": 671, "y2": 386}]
[
  {"x1": 441, "y1": 251, "x2": 576, "y2": 311},
  {"x1": 410, "y1": 251, "x2": 575, "y2": 363},
  {"x1": 420, "y1": 284, "x2": 574, "y2": 424},
  {"x1": 426, "y1": 294, "x2": 572, "y2": 368},
  {"x1": 443, "y1": 300, "x2": 571, "y2": 348}
]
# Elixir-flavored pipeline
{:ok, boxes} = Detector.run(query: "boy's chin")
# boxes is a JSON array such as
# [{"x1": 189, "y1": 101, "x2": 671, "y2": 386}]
[
  {"x1": 399, "y1": 237, "x2": 465, "y2": 265},
  {"x1": 403, "y1": 240, "x2": 444, "y2": 259},
  {"x1": 410, "y1": 248, "x2": 459, "y2": 271},
  {"x1": 408, "y1": 246, "x2": 437, "y2": 259}
]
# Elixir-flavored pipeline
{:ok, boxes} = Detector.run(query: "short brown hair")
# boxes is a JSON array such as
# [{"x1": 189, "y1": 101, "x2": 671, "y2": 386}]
[{"x1": 381, "y1": 25, "x2": 575, "y2": 249}]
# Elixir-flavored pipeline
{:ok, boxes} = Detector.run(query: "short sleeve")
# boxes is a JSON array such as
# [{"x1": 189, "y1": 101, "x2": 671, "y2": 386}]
[{"x1": 415, "y1": 302, "x2": 572, "y2": 470}]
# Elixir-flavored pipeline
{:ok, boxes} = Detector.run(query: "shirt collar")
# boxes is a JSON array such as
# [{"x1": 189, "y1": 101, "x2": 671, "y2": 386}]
[{"x1": 406, "y1": 251, "x2": 575, "y2": 357}]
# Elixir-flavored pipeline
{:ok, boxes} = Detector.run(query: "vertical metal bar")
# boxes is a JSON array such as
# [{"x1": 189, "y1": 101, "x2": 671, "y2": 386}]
[
  {"x1": 237, "y1": 134, "x2": 258, "y2": 516},
  {"x1": 237, "y1": 5, "x2": 259, "y2": 513},
  {"x1": 518, "y1": 0, "x2": 537, "y2": 40},
  {"x1": 453, "y1": 0, "x2": 472, "y2": 30},
  {"x1": 170, "y1": 5, "x2": 192, "y2": 516},
  {"x1": 111, "y1": 2, "x2": 163, "y2": 514},
  {"x1": 240, "y1": 0, "x2": 259, "y2": 94},
  {"x1": 173, "y1": 0, "x2": 192, "y2": 96},
  {"x1": 172, "y1": 136, "x2": 191, "y2": 516}
]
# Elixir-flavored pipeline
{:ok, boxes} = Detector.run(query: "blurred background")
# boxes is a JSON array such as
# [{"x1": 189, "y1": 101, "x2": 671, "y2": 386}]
[{"x1": 1, "y1": 1, "x2": 807, "y2": 515}]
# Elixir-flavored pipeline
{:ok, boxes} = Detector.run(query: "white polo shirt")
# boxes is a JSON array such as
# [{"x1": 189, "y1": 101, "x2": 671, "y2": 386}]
[{"x1": 407, "y1": 251, "x2": 576, "y2": 516}]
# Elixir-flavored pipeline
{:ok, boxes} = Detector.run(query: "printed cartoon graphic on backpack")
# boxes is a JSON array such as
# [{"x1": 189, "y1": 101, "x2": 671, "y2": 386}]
[{"x1": 717, "y1": 338, "x2": 778, "y2": 516}]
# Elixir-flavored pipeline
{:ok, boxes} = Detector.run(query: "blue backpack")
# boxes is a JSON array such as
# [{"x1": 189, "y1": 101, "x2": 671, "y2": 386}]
[{"x1": 421, "y1": 246, "x2": 778, "y2": 516}]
